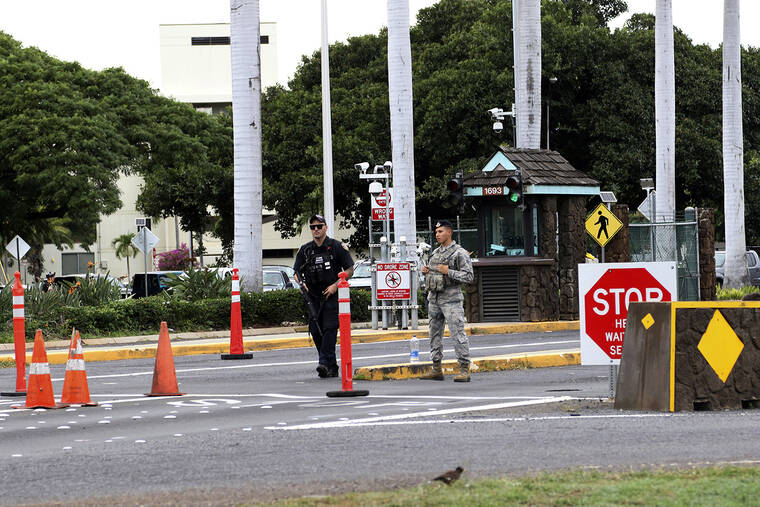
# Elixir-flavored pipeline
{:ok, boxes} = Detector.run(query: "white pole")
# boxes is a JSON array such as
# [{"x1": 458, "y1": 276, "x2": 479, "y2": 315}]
[
  {"x1": 321, "y1": 0, "x2": 335, "y2": 232},
  {"x1": 512, "y1": 0, "x2": 520, "y2": 144}
]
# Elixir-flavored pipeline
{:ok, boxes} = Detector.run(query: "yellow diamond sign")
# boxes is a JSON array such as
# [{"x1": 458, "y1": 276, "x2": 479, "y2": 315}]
[
  {"x1": 641, "y1": 313, "x2": 655, "y2": 330},
  {"x1": 697, "y1": 310, "x2": 744, "y2": 383},
  {"x1": 585, "y1": 204, "x2": 623, "y2": 247}
]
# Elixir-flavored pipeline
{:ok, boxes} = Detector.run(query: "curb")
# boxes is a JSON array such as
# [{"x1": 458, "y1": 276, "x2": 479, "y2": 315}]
[
  {"x1": 0, "y1": 321, "x2": 579, "y2": 365},
  {"x1": 353, "y1": 348, "x2": 581, "y2": 380}
]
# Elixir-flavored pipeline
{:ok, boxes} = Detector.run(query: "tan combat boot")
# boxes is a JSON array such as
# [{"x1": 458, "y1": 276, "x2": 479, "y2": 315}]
[
  {"x1": 453, "y1": 363, "x2": 471, "y2": 382},
  {"x1": 420, "y1": 361, "x2": 444, "y2": 380}
]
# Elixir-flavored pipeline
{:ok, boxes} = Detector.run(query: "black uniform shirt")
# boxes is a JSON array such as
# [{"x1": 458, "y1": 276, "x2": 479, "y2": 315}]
[{"x1": 293, "y1": 237, "x2": 354, "y2": 293}]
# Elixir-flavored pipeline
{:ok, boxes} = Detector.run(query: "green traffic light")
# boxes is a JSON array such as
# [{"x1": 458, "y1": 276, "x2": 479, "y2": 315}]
[{"x1": 510, "y1": 193, "x2": 519, "y2": 203}]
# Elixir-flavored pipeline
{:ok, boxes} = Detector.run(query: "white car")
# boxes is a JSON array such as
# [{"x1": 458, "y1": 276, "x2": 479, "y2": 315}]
[{"x1": 348, "y1": 260, "x2": 372, "y2": 289}]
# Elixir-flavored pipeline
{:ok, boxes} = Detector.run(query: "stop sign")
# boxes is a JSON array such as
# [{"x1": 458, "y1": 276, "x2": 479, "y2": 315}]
[
  {"x1": 579, "y1": 263, "x2": 676, "y2": 364},
  {"x1": 375, "y1": 189, "x2": 391, "y2": 207}
]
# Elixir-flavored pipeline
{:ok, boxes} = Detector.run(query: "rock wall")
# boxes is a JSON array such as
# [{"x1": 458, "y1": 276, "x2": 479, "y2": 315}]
[
  {"x1": 558, "y1": 196, "x2": 587, "y2": 320},
  {"x1": 520, "y1": 264, "x2": 558, "y2": 321},
  {"x1": 605, "y1": 204, "x2": 631, "y2": 263},
  {"x1": 698, "y1": 208, "x2": 716, "y2": 301}
]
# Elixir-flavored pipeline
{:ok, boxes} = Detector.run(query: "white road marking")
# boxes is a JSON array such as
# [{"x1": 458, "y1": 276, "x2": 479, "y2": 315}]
[
  {"x1": 57, "y1": 425, "x2": 70, "y2": 430},
  {"x1": 266, "y1": 397, "x2": 574, "y2": 430},
  {"x1": 46, "y1": 339, "x2": 577, "y2": 382},
  {"x1": 62, "y1": 446, "x2": 71, "y2": 450},
  {"x1": 135, "y1": 440, "x2": 146, "y2": 443}
]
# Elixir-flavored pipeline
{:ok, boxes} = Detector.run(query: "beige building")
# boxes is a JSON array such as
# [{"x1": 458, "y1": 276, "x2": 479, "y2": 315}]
[{"x1": 41, "y1": 21, "x2": 328, "y2": 282}]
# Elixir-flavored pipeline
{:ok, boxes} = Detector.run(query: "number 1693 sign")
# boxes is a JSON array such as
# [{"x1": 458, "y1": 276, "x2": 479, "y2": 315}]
[{"x1": 578, "y1": 262, "x2": 677, "y2": 365}]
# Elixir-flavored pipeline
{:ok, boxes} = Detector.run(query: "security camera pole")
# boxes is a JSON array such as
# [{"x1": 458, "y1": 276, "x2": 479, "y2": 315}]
[{"x1": 489, "y1": 105, "x2": 517, "y2": 146}]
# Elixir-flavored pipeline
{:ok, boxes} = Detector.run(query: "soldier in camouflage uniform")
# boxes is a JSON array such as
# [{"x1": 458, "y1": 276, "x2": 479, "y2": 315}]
[{"x1": 420, "y1": 220, "x2": 474, "y2": 382}]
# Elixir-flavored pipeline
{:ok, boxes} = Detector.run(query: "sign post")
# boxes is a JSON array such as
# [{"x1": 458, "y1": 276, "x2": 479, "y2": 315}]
[
  {"x1": 131, "y1": 228, "x2": 160, "y2": 297},
  {"x1": 5, "y1": 235, "x2": 30, "y2": 286}
]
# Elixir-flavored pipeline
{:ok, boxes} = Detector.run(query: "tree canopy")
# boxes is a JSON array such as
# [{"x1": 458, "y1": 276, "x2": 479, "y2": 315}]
[{"x1": 261, "y1": 0, "x2": 760, "y2": 245}]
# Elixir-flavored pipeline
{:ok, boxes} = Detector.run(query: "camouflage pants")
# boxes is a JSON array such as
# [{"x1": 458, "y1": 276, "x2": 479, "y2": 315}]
[{"x1": 428, "y1": 300, "x2": 469, "y2": 366}]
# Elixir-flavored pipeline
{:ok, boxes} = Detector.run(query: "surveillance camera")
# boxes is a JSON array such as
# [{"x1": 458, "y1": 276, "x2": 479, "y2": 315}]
[
  {"x1": 373, "y1": 164, "x2": 385, "y2": 174},
  {"x1": 355, "y1": 162, "x2": 370, "y2": 173},
  {"x1": 487, "y1": 107, "x2": 501, "y2": 118},
  {"x1": 493, "y1": 121, "x2": 504, "y2": 133},
  {"x1": 368, "y1": 181, "x2": 383, "y2": 196},
  {"x1": 383, "y1": 160, "x2": 393, "y2": 171}
]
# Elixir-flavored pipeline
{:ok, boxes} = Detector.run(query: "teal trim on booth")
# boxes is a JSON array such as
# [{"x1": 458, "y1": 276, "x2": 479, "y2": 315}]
[
  {"x1": 524, "y1": 184, "x2": 600, "y2": 195},
  {"x1": 481, "y1": 151, "x2": 517, "y2": 172}
]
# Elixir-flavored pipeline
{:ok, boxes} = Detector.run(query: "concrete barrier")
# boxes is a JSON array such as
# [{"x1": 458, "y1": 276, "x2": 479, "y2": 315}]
[{"x1": 615, "y1": 301, "x2": 760, "y2": 412}]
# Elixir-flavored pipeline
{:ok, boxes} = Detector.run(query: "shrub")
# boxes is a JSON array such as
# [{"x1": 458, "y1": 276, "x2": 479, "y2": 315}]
[
  {"x1": 717, "y1": 285, "x2": 760, "y2": 300},
  {"x1": 59, "y1": 274, "x2": 122, "y2": 306},
  {"x1": 163, "y1": 268, "x2": 231, "y2": 301},
  {"x1": 156, "y1": 243, "x2": 193, "y2": 271}
]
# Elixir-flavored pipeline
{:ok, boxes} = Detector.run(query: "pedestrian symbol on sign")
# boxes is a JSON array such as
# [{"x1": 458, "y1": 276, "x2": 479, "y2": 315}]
[
  {"x1": 585, "y1": 204, "x2": 623, "y2": 247},
  {"x1": 594, "y1": 211, "x2": 609, "y2": 240}
]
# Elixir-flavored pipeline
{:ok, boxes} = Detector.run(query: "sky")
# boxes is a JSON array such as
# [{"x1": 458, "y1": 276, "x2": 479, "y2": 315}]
[{"x1": 0, "y1": 1, "x2": 758, "y2": 91}]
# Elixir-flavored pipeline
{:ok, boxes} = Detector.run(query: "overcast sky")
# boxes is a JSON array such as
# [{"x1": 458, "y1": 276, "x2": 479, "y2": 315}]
[{"x1": 0, "y1": 1, "x2": 758, "y2": 91}]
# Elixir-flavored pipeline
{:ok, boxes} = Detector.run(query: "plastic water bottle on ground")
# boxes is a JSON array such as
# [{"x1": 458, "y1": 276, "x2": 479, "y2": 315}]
[{"x1": 409, "y1": 335, "x2": 419, "y2": 362}]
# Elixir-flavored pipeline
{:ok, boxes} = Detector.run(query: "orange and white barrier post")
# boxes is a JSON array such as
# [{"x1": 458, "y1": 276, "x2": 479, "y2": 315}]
[
  {"x1": 1, "y1": 272, "x2": 26, "y2": 397},
  {"x1": 221, "y1": 268, "x2": 252, "y2": 360},
  {"x1": 60, "y1": 329, "x2": 97, "y2": 406},
  {"x1": 326, "y1": 272, "x2": 368, "y2": 398}
]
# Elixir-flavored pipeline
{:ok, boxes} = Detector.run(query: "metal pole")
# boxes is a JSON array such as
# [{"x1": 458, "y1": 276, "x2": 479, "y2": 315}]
[
  {"x1": 142, "y1": 228, "x2": 148, "y2": 298},
  {"x1": 370, "y1": 217, "x2": 378, "y2": 330},
  {"x1": 456, "y1": 215, "x2": 462, "y2": 245},
  {"x1": 609, "y1": 361, "x2": 615, "y2": 399},
  {"x1": 650, "y1": 190, "x2": 656, "y2": 261},
  {"x1": 174, "y1": 218, "x2": 180, "y2": 249},
  {"x1": 384, "y1": 178, "x2": 391, "y2": 247},
  {"x1": 321, "y1": 0, "x2": 335, "y2": 232},
  {"x1": 380, "y1": 236, "x2": 388, "y2": 329},
  {"x1": 400, "y1": 237, "x2": 408, "y2": 329},
  {"x1": 546, "y1": 100, "x2": 550, "y2": 150}
]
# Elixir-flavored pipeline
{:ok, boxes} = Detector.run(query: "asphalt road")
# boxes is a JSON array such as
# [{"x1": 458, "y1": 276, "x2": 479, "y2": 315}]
[{"x1": 1, "y1": 330, "x2": 759, "y2": 506}]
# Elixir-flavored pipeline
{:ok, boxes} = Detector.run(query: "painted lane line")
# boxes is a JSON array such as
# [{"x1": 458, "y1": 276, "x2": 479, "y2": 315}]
[
  {"x1": 46, "y1": 340, "x2": 577, "y2": 382},
  {"x1": 266, "y1": 396, "x2": 574, "y2": 430}
]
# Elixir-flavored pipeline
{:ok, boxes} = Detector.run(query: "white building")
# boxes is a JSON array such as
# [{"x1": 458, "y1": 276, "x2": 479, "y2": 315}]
[{"x1": 40, "y1": 22, "x2": 335, "y2": 283}]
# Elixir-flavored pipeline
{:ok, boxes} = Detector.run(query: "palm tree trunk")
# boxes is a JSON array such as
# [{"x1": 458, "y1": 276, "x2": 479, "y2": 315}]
[
  {"x1": 516, "y1": 0, "x2": 541, "y2": 149},
  {"x1": 126, "y1": 257, "x2": 130, "y2": 282},
  {"x1": 722, "y1": 0, "x2": 748, "y2": 288},
  {"x1": 387, "y1": 0, "x2": 417, "y2": 254},
  {"x1": 230, "y1": 0, "x2": 263, "y2": 292},
  {"x1": 655, "y1": 0, "x2": 675, "y2": 223}
]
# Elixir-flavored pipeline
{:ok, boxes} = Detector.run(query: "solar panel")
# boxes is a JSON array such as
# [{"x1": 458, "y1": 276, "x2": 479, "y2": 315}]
[{"x1": 599, "y1": 191, "x2": 617, "y2": 203}]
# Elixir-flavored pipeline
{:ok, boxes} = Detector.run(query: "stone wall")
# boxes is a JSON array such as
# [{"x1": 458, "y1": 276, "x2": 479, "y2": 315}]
[
  {"x1": 558, "y1": 196, "x2": 587, "y2": 320},
  {"x1": 520, "y1": 264, "x2": 558, "y2": 321},
  {"x1": 605, "y1": 204, "x2": 631, "y2": 263},
  {"x1": 698, "y1": 208, "x2": 716, "y2": 301},
  {"x1": 540, "y1": 196, "x2": 558, "y2": 259}
]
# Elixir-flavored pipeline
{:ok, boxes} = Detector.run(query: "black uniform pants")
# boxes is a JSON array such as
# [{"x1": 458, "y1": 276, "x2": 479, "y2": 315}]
[{"x1": 308, "y1": 293, "x2": 339, "y2": 369}]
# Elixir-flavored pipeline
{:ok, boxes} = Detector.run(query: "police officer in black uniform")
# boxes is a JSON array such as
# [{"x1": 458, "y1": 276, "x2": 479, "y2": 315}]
[{"x1": 293, "y1": 214, "x2": 354, "y2": 378}]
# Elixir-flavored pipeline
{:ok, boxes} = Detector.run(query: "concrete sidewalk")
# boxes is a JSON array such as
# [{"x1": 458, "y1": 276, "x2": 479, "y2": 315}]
[{"x1": 0, "y1": 321, "x2": 579, "y2": 365}]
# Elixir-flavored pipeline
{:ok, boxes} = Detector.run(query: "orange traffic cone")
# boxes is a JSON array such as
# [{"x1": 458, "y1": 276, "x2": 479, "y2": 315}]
[
  {"x1": 145, "y1": 322, "x2": 184, "y2": 397},
  {"x1": 23, "y1": 330, "x2": 68, "y2": 409},
  {"x1": 60, "y1": 329, "x2": 97, "y2": 406}
]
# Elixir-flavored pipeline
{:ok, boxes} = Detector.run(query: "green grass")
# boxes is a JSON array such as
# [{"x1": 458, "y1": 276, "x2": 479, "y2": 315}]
[
  {"x1": 716, "y1": 284, "x2": 760, "y2": 300},
  {"x1": 268, "y1": 466, "x2": 760, "y2": 506}
]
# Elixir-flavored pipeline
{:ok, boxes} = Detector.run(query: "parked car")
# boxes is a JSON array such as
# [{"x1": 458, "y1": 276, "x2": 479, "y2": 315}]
[
  {"x1": 130, "y1": 271, "x2": 183, "y2": 298},
  {"x1": 715, "y1": 250, "x2": 760, "y2": 286},
  {"x1": 265, "y1": 265, "x2": 298, "y2": 287},
  {"x1": 348, "y1": 260, "x2": 372, "y2": 289},
  {"x1": 262, "y1": 268, "x2": 296, "y2": 292},
  {"x1": 54, "y1": 273, "x2": 129, "y2": 298}
]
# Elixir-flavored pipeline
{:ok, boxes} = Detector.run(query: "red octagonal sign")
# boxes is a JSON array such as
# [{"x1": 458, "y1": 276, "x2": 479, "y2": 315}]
[{"x1": 584, "y1": 267, "x2": 672, "y2": 361}]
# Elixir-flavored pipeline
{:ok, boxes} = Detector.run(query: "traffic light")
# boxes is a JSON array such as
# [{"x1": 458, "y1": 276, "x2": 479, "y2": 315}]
[
  {"x1": 447, "y1": 175, "x2": 464, "y2": 208},
  {"x1": 506, "y1": 173, "x2": 522, "y2": 205}
]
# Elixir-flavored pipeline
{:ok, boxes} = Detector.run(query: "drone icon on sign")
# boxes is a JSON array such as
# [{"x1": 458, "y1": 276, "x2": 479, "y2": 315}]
[{"x1": 385, "y1": 272, "x2": 401, "y2": 288}]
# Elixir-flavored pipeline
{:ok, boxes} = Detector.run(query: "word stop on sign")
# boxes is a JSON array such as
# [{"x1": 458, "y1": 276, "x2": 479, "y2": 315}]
[{"x1": 578, "y1": 262, "x2": 677, "y2": 365}]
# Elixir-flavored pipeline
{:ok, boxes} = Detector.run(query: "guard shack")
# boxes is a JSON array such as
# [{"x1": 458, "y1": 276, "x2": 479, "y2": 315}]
[{"x1": 462, "y1": 148, "x2": 599, "y2": 323}]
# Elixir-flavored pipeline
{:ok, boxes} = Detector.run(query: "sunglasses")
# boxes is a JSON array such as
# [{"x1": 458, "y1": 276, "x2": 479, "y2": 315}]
[{"x1": 309, "y1": 224, "x2": 325, "y2": 230}]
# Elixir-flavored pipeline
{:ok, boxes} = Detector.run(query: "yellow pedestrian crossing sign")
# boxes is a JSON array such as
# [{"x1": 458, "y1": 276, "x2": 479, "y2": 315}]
[{"x1": 585, "y1": 204, "x2": 623, "y2": 247}]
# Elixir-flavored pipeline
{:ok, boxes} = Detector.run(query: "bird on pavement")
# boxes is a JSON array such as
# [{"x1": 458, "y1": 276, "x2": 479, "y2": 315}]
[{"x1": 433, "y1": 466, "x2": 464, "y2": 485}]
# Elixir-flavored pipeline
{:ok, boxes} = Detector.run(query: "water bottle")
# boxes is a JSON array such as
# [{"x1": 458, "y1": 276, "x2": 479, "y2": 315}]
[{"x1": 409, "y1": 335, "x2": 419, "y2": 362}]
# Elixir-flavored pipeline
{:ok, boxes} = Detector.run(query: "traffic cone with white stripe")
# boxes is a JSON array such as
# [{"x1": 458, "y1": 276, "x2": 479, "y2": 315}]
[
  {"x1": 221, "y1": 268, "x2": 252, "y2": 360},
  {"x1": 145, "y1": 321, "x2": 184, "y2": 397},
  {"x1": 1, "y1": 272, "x2": 26, "y2": 397},
  {"x1": 326, "y1": 272, "x2": 368, "y2": 398},
  {"x1": 60, "y1": 328, "x2": 97, "y2": 406},
  {"x1": 23, "y1": 330, "x2": 68, "y2": 409}
]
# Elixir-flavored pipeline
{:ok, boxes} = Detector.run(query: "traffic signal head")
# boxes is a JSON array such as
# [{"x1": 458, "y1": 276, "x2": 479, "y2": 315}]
[
  {"x1": 506, "y1": 174, "x2": 522, "y2": 204},
  {"x1": 446, "y1": 176, "x2": 464, "y2": 208}
]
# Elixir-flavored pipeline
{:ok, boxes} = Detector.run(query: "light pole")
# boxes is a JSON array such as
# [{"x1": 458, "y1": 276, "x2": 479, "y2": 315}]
[{"x1": 546, "y1": 76, "x2": 557, "y2": 150}]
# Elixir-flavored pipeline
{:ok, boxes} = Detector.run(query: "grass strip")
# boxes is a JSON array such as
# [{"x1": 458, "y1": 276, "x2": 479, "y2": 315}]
[{"x1": 269, "y1": 466, "x2": 760, "y2": 506}]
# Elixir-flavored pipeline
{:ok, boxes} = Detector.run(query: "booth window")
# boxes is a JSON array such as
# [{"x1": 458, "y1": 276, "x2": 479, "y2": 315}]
[{"x1": 484, "y1": 206, "x2": 525, "y2": 256}]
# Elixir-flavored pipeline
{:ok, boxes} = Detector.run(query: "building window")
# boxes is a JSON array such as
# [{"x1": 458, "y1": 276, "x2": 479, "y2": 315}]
[
  {"x1": 191, "y1": 35, "x2": 269, "y2": 46},
  {"x1": 484, "y1": 206, "x2": 525, "y2": 256},
  {"x1": 62, "y1": 253, "x2": 95, "y2": 275}
]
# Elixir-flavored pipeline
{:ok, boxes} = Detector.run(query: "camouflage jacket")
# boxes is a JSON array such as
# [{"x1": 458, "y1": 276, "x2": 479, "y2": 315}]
[{"x1": 425, "y1": 241, "x2": 473, "y2": 303}]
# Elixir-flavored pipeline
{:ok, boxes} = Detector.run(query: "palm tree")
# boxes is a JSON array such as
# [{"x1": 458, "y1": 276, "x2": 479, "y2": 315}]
[
  {"x1": 722, "y1": 0, "x2": 749, "y2": 288},
  {"x1": 112, "y1": 233, "x2": 138, "y2": 282},
  {"x1": 516, "y1": 0, "x2": 541, "y2": 149},
  {"x1": 387, "y1": 0, "x2": 417, "y2": 253},
  {"x1": 230, "y1": 0, "x2": 263, "y2": 292},
  {"x1": 655, "y1": 0, "x2": 675, "y2": 223}
]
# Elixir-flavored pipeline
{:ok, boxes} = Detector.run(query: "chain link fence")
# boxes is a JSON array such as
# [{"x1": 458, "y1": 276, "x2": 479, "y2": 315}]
[{"x1": 629, "y1": 210, "x2": 700, "y2": 301}]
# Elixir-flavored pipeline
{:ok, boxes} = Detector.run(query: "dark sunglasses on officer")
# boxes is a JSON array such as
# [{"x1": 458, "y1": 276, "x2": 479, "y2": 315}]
[{"x1": 309, "y1": 224, "x2": 325, "y2": 230}]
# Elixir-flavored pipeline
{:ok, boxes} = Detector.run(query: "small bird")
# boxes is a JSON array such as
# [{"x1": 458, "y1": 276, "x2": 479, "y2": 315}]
[{"x1": 433, "y1": 466, "x2": 464, "y2": 485}]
